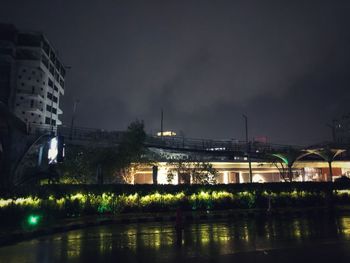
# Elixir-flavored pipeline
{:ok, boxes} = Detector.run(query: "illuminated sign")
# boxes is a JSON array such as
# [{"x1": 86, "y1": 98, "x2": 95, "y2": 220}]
[{"x1": 48, "y1": 136, "x2": 65, "y2": 164}]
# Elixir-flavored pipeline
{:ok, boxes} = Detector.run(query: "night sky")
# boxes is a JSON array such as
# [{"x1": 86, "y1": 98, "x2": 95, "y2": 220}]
[{"x1": 2, "y1": 0, "x2": 350, "y2": 145}]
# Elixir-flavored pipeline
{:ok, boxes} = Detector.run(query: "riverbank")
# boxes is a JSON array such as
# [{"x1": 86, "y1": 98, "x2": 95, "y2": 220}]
[{"x1": 1, "y1": 211, "x2": 350, "y2": 263}]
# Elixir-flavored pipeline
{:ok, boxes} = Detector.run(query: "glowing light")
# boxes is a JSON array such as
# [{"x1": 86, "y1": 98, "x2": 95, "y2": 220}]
[
  {"x1": 0, "y1": 199, "x2": 12, "y2": 208},
  {"x1": 27, "y1": 214, "x2": 40, "y2": 226},
  {"x1": 156, "y1": 131, "x2": 176, "y2": 137},
  {"x1": 253, "y1": 174, "x2": 266, "y2": 183},
  {"x1": 48, "y1": 137, "x2": 58, "y2": 164},
  {"x1": 223, "y1": 171, "x2": 229, "y2": 184}
]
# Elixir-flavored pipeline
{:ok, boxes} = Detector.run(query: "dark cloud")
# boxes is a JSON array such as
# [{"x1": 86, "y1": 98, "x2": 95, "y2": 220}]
[{"x1": 1, "y1": 0, "x2": 350, "y2": 145}]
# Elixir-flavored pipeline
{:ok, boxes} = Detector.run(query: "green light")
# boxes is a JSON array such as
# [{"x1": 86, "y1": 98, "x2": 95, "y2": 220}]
[
  {"x1": 272, "y1": 154, "x2": 289, "y2": 165},
  {"x1": 27, "y1": 215, "x2": 40, "y2": 226}
]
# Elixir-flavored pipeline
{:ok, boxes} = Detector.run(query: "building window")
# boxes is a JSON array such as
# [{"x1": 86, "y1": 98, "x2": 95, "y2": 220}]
[
  {"x1": 20, "y1": 96, "x2": 24, "y2": 100},
  {"x1": 59, "y1": 78, "x2": 64, "y2": 88},
  {"x1": 54, "y1": 85, "x2": 58, "y2": 92},
  {"x1": 45, "y1": 117, "x2": 51, "y2": 124},
  {"x1": 52, "y1": 107, "x2": 57, "y2": 114},
  {"x1": 32, "y1": 86, "x2": 35, "y2": 93},
  {"x1": 46, "y1": 105, "x2": 52, "y2": 112},
  {"x1": 60, "y1": 67, "x2": 66, "y2": 77},
  {"x1": 21, "y1": 82, "x2": 24, "y2": 86},
  {"x1": 49, "y1": 64, "x2": 54, "y2": 75},
  {"x1": 47, "y1": 92, "x2": 52, "y2": 100},
  {"x1": 53, "y1": 96, "x2": 58, "y2": 103},
  {"x1": 48, "y1": 78, "x2": 53, "y2": 87},
  {"x1": 43, "y1": 41, "x2": 50, "y2": 56},
  {"x1": 18, "y1": 75, "x2": 22, "y2": 79},
  {"x1": 22, "y1": 69, "x2": 26, "y2": 72},
  {"x1": 42, "y1": 55, "x2": 49, "y2": 68},
  {"x1": 30, "y1": 100, "x2": 34, "y2": 108},
  {"x1": 22, "y1": 111, "x2": 25, "y2": 114},
  {"x1": 50, "y1": 51, "x2": 56, "y2": 62}
]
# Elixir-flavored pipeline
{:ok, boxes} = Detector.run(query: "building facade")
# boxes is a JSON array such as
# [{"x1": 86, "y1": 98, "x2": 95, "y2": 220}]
[
  {"x1": 132, "y1": 160, "x2": 350, "y2": 185},
  {"x1": 0, "y1": 24, "x2": 65, "y2": 132}
]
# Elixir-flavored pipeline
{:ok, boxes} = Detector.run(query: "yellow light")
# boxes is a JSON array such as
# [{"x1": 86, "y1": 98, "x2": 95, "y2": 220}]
[{"x1": 156, "y1": 131, "x2": 176, "y2": 137}]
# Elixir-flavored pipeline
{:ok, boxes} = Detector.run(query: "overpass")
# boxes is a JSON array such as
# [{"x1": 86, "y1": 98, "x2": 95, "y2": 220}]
[
  {"x1": 58, "y1": 125, "x2": 305, "y2": 157},
  {"x1": 1, "y1": 120, "x2": 346, "y2": 186}
]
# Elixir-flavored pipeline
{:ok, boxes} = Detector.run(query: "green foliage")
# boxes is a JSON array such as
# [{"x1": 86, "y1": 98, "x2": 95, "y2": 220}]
[
  {"x1": 2, "y1": 182, "x2": 349, "y2": 226},
  {"x1": 116, "y1": 120, "x2": 147, "y2": 169},
  {"x1": 58, "y1": 146, "x2": 96, "y2": 184},
  {"x1": 58, "y1": 120, "x2": 147, "y2": 184}
]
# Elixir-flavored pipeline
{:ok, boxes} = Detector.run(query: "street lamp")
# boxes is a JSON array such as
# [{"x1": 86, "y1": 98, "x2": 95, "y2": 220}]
[
  {"x1": 69, "y1": 99, "x2": 79, "y2": 140},
  {"x1": 243, "y1": 115, "x2": 253, "y2": 183}
]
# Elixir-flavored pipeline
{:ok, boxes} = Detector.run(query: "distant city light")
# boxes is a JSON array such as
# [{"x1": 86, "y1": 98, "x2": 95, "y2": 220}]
[
  {"x1": 207, "y1": 147, "x2": 226, "y2": 151},
  {"x1": 157, "y1": 131, "x2": 176, "y2": 137}
]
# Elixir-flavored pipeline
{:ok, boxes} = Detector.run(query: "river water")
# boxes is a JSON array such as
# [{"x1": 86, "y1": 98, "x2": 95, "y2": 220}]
[{"x1": 1, "y1": 213, "x2": 350, "y2": 262}]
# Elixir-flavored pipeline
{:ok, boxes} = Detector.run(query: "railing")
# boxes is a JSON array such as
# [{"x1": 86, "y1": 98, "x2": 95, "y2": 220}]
[
  {"x1": 27, "y1": 124, "x2": 305, "y2": 153},
  {"x1": 145, "y1": 135, "x2": 305, "y2": 153},
  {"x1": 57, "y1": 125, "x2": 125, "y2": 142},
  {"x1": 27, "y1": 123, "x2": 56, "y2": 135}
]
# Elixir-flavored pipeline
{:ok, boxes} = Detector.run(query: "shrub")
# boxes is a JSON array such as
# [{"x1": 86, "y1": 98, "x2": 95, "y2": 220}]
[{"x1": 0, "y1": 182, "x2": 349, "y2": 225}]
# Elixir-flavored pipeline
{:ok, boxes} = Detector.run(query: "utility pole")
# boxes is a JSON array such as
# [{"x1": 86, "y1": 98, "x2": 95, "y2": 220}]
[
  {"x1": 160, "y1": 108, "x2": 164, "y2": 140},
  {"x1": 50, "y1": 67, "x2": 56, "y2": 135},
  {"x1": 243, "y1": 115, "x2": 253, "y2": 183},
  {"x1": 326, "y1": 119, "x2": 336, "y2": 142},
  {"x1": 69, "y1": 99, "x2": 79, "y2": 140}
]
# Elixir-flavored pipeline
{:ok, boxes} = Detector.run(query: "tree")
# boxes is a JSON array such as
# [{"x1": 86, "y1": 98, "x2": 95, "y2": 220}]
[
  {"x1": 166, "y1": 160, "x2": 218, "y2": 184},
  {"x1": 306, "y1": 147, "x2": 346, "y2": 182},
  {"x1": 58, "y1": 145, "x2": 96, "y2": 184},
  {"x1": 114, "y1": 120, "x2": 148, "y2": 183},
  {"x1": 271, "y1": 158, "x2": 289, "y2": 182},
  {"x1": 271, "y1": 148, "x2": 310, "y2": 182},
  {"x1": 59, "y1": 120, "x2": 147, "y2": 184}
]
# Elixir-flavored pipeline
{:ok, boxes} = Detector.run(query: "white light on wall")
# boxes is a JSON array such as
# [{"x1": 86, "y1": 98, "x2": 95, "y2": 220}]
[
  {"x1": 223, "y1": 171, "x2": 229, "y2": 184},
  {"x1": 157, "y1": 166, "x2": 169, "y2": 184},
  {"x1": 48, "y1": 137, "x2": 58, "y2": 164},
  {"x1": 253, "y1": 174, "x2": 265, "y2": 183}
]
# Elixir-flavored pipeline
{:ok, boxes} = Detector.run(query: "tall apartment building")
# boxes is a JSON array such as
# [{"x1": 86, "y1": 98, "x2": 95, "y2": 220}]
[{"x1": 0, "y1": 24, "x2": 65, "y2": 132}]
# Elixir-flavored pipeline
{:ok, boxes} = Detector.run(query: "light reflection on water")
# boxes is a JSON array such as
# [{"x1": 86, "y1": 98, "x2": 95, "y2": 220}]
[
  {"x1": 340, "y1": 217, "x2": 350, "y2": 238},
  {"x1": 1, "y1": 214, "x2": 350, "y2": 262}
]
